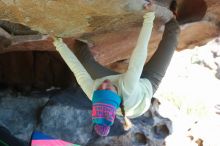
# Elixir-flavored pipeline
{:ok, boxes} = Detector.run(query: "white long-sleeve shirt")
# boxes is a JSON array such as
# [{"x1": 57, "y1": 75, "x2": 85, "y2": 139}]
[{"x1": 53, "y1": 12, "x2": 155, "y2": 118}]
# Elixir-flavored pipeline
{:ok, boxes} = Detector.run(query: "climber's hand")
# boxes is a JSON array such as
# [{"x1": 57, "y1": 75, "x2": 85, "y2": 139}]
[
  {"x1": 51, "y1": 35, "x2": 64, "y2": 48},
  {"x1": 52, "y1": 36, "x2": 61, "y2": 42},
  {"x1": 48, "y1": 31, "x2": 60, "y2": 42},
  {"x1": 49, "y1": 33, "x2": 57, "y2": 41},
  {"x1": 144, "y1": 0, "x2": 155, "y2": 12}
]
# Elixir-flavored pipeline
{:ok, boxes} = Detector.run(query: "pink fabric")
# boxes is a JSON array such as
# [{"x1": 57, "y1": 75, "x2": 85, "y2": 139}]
[{"x1": 31, "y1": 140, "x2": 75, "y2": 146}]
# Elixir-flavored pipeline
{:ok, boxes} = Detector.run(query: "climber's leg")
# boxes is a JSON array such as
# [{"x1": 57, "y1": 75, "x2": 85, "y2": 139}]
[
  {"x1": 141, "y1": 18, "x2": 180, "y2": 93},
  {"x1": 74, "y1": 40, "x2": 119, "y2": 79}
]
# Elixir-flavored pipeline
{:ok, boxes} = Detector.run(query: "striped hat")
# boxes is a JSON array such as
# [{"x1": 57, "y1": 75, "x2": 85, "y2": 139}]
[{"x1": 92, "y1": 90, "x2": 121, "y2": 136}]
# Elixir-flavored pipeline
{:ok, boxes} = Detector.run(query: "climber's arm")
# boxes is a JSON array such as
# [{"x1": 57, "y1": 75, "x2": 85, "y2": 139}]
[
  {"x1": 53, "y1": 38, "x2": 94, "y2": 99},
  {"x1": 122, "y1": 12, "x2": 155, "y2": 93}
]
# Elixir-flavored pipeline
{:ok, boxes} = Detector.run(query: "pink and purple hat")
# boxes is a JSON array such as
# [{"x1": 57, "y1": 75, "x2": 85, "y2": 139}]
[{"x1": 92, "y1": 90, "x2": 121, "y2": 136}]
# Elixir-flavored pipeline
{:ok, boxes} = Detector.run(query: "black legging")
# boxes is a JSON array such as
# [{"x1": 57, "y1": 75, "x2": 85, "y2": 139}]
[{"x1": 74, "y1": 18, "x2": 180, "y2": 94}]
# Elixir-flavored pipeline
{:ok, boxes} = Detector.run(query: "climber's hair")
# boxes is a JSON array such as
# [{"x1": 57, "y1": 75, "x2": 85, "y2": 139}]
[
  {"x1": 120, "y1": 99, "x2": 125, "y2": 117},
  {"x1": 120, "y1": 98, "x2": 133, "y2": 131}
]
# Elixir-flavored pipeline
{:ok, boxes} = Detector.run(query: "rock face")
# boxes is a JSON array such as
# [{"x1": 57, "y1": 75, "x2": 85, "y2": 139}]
[
  {"x1": 0, "y1": 90, "x2": 49, "y2": 144},
  {"x1": 0, "y1": 0, "x2": 212, "y2": 36},
  {"x1": 0, "y1": 0, "x2": 173, "y2": 37},
  {"x1": 0, "y1": 1, "x2": 218, "y2": 102},
  {"x1": 0, "y1": 85, "x2": 172, "y2": 146}
]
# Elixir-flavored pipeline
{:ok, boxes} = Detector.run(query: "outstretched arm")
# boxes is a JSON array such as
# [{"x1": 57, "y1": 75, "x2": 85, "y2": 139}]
[
  {"x1": 53, "y1": 38, "x2": 94, "y2": 99},
  {"x1": 122, "y1": 10, "x2": 155, "y2": 94}
]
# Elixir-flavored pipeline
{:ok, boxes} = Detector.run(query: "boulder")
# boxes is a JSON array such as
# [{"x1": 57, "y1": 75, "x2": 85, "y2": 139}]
[
  {"x1": 0, "y1": 89, "x2": 49, "y2": 143},
  {"x1": 0, "y1": 85, "x2": 172, "y2": 146}
]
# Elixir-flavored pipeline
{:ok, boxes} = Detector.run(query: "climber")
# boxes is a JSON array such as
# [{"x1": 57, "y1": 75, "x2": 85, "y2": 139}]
[{"x1": 52, "y1": 0, "x2": 180, "y2": 137}]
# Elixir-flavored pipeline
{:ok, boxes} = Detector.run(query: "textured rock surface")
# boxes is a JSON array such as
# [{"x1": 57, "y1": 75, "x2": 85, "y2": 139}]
[
  {"x1": 0, "y1": 0, "x2": 173, "y2": 37},
  {"x1": 0, "y1": 90, "x2": 49, "y2": 143},
  {"x1": 0, "y1": 0, "x2": 219, "y2": 69},
  {"x1": 0, "y1": 85, "x2": 172, "y2": 146},
  {"x1": 0, "y1": 0, "x2": 219, "y2": 67},
  {"x1": 0, "y1": 0, "x2": 211, "y2": 36}
]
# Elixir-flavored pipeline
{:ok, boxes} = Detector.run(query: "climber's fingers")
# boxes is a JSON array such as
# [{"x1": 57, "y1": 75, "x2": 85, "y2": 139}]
[
  {"x1": 48, "y1": 31, "x2": 59, "y2": 41},
  {"x1": 51, "y1": 36, "x2": 58, "y2": 41},
  {"x1": 144, "y1": 0, "x2": 155, "y2": 12},
  {"x1": 51, "y1": 34, "x2": 63, "y2": 48},
  {"x1": 50, "y1": 34, "x2": 57, "y2": 41},
  {"x1": 50, "y1": 36, "x2": 63, "y2": 43}
]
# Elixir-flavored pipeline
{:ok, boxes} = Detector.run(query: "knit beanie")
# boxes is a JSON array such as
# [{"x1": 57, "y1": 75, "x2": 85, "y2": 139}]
[{"x1": 92, "y1": 90, "x2": 121, "y2": 136}]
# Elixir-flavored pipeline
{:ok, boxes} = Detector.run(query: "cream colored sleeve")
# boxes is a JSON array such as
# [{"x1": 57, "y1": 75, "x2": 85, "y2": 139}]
[
  {"x1": 122, "y1": 12, "x2": 155, "y2": 93},
  {"x1": 53, "y1": 38, "x2": 94, "y2": 100}
]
